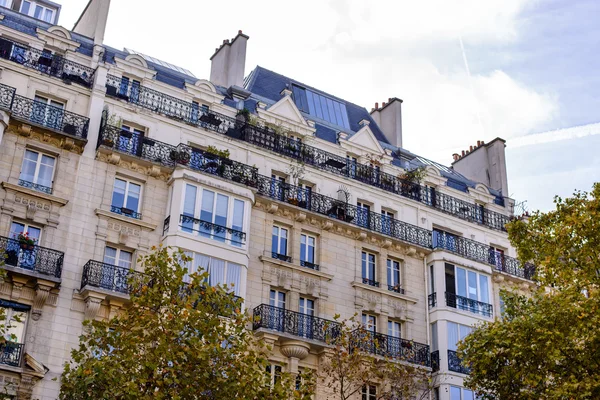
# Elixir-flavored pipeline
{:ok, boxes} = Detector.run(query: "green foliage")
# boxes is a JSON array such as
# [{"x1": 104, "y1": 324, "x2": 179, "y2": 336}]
[
  {"x1": 460, "y1": 183, "x2": 600, "y2": 399},
  {"x1": 319, "y1": 315, "x2": 432, "y2": 400},
  {"x1": 205, "y1": 145, "x2": 230, "y2": 159},
  {"x1": 399, "y1": 167, "x2": 426, "y2": 184},
  {"x1": 59, "y1": 247, "x2": 314, "y2": 399}
]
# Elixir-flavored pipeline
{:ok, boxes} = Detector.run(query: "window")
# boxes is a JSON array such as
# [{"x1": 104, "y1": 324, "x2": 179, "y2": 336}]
[
  {"x1": 298, "y1": 297, "x2": 314, "y2": 338},
  {"x1": 361, "y1": 251, "x2": 377, "y2": 286},
  {"x1": 183, "y1": 252, "x2": 242, "y2": 296},
  {"x1": 0, "y1": 0, "x2": 11, "y2": 8},
  {"x1": 180, "y1": 185, "x2": 246, "y2": 246},
  {"x1": 1, "y1": 303, "x2": 28, "y2": 344},
  {"x1": 362, "y1": 313, "x2": 376, "y2": 333},
  {"x1": 119, "y1": 76, "x2": 140, "y2": 102},
  {"x1": 104, "y1": 247, "x2": 132, "y2": 270},
  {"x1": 270, "y1": 174, "x2": 286, "y2": 201},
  {"x1": 111, "y1": 178, "x2": 142, "y2": 219},
  {"x1": 362, "y1": 385, "x2": 377, "y2": 400},
  {"x1": 433, "y1": 229, "x2": 457, "y2": 252},
  {"x1": 9, "y1": 222, "x2": 41, "y2": 243},
  {"x1": 347, "y1": 155, "x2": 357, "y2": 178},
  {"x1": 447, "y1": 322, "x2": 473, "y2": 351},
  {"x1": 445, "y1": 264, "x2": 491, "y2": 316},
  {"x1": 6, "y1": 222, "x2": 41, "y2": 269},
  {"x1": 490, "y1": 246, "x2": 505, "y2": 269},
  {"x1": 103, "y1": 247, "x2": 133, "y2": 292},
  {"x1": 32, "y1": 95, "x2": 64, "y2": 131},
  {"x1": 266, "y1": 363, "x2": 282, "y2": 387},
  {"x1": 269, "y1": 289, "x2": 286, "y2": 309},
  {"x1": 20, "y1": 1, "x2": 55, "y2": 22},
  {"x1": 300, "y1": 233, "x2": 316, "y2": 268},
  {"x1": 431, "y1": 322, "x2": 438, "y2": 352},
  {"x1": 292, "y1": 85, "x2": 350, "y2": 129},
  {"x1": 388, "y1": 320, "x2": 401, "y2": 338},
  {"x1": 387, "y1": 259, "x2": 401, "y2": 293},
  {"x1": 268, "y1": 289, "x2": 286, "y2": 331},
  {"x1": 450, "y1": 386, "x2": 478, "y2": 400},
  {"x1": 357, "y1": 201, "x2": 370, "y2": 229},
  {"x1": 381, "y1": 209, "x2": 394, "y2": 235},
  {"x1": 18, "y1": 149, "x2": 55, "y2": 194},
  {"x1": 118, "y1": 124, "x2": 145, "y2": 154},
  {"x1": 271, "y1": 226, "x2": 289, "y2": 261}
]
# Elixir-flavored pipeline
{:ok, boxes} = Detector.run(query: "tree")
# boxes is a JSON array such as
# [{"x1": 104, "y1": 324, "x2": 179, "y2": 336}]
[
  {"x1": 319, "y1": 315, "x2": 433, "y2": 400},
  {"x1": 460, "y1": 183, "x2": 600, "y2": 399},
  {"x1": 60, "y1": 246, "x2": 314, "y2": 399}
]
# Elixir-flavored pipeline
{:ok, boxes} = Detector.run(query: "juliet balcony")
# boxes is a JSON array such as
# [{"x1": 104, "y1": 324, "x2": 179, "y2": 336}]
[
  {"x1": 350, "y1": 330, "x2": 431, "y2": 367},
  {"x1": 103, "y1": 77, "x2": 511, "y2": 233},
  {"x1": 447, "y1": 349, "x2": 470, "y2": 374},
  {"x1": 0, "y1": 342, "x2": 23, "y2": 368},
  {"x1": 80, "y1": 260, "x2": 138, "y2": 296},
  {"x1": 0, "y1": 235, "x2": 63, "y2": 279},
  {"x1": 179, "y1": 214, "x2": 247, "y2": 246},
  {"x1": 252, "y1": 304, "x2": 341, "y2": 343},
  {"x1": 0, "y1": 37, "x2": 95, "y2": 87},
  {"x1": 444, "y1": 292, "x2": 493, "y2": 318},
  {"x1": 433, "y1": 229, "x2": 535, "y2": 280}
]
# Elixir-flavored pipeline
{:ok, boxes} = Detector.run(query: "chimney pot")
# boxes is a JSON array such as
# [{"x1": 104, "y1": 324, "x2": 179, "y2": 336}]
[
  {"x1": 453, "y1": 153, "x2": 459, "y2": 161},
  {"x1": 382, "y1": 102, "x2": 387, "y2": 107},
  {"x1": 238, "y1": 30, "x2": 243, "y2": 34},
  {"x1": 375, "y1": 102, "x2": 379, "y2": 109},
  {"x1": 388, "y1": 97, "x2": 392, "y2": 103},
  {"x1": 462, "y1": 150, "x2": 465, "y2": 156},
  {"x1": 470, "y1": 145, "x2": 473, "y2": 151}
]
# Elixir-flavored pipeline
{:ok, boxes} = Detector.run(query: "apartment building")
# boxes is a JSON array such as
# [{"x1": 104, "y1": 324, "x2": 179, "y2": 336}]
[{"x1": 0, "y1": 1, "x2": 535, "y2": 398}]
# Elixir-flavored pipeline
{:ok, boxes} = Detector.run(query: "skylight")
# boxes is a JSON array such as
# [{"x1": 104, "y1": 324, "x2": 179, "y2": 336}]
[
  {"x1": 125, "y1": 48, "x2": 196, "y2": 77},
  {"x1": 416, "y1": 156, "x2": 452, "y2": 174},
  {"x1": 292, "y1": 85, "x2": 350, "y2": 129}
]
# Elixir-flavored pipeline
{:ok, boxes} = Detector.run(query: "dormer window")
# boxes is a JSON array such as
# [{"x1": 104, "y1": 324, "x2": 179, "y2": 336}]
[
  {"x1": 291, "y1": 84, "x2": 350, "y2": 129},
  {"x1": 18, "y1": 1, "x2": 57, "y2": 23}
]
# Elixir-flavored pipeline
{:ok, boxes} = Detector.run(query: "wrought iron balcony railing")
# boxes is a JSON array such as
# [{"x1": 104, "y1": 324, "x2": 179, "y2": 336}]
[
  {"x1": 103, "y1": 75, "x2": 510, "y2": 233},
  {"x1": 428, "y1": 293, "x2": 437, "y2": 308},
  {"x1": 179, "y1": 214, "x2": 246, "y2": 245},
  {"x1": 445, "y1": 292, "x2": 493, "y2": 318},
  {"x1": 18, "y1": 179, "x2": 52, "y2": 195},
  {"x1": 448, "y1": 349, "x2": 470, "y2": 374},
  {"x1": 162, "y1": 215, "x2": 170, "y2": 236},
  {"x1": 431, "y1": 350, "x2": 440, "y2": 372},
  {"x1": 271, "y1": 252, "x2": 291, "y2": 262},
  {"x1": 433, "y1": 229, "x2": 535, "y2": 280},
  {"x1": 0, "y1": 83, "x2": 15, "y2": 110},
  {"x1": 350, "y1": 330, "x2": 431, "y2": 366},
  {"x1": 0, "y1": 236, "x2": 63, "y2": 278},
  {"x1": 300, "y1": 260, "x2": 319, "y2": 271},
  {"x1": 111, "y1": 205, "x2": 142, "y2": 220},
  {"x1": 388, "y1": 284, "x2": 405, "y2": 294},
  {"x1": 80, "y1": 260, "x2": 141, "y2": 294},
  {"x1": 11, "y1": 95, "x2": 89, "y2": 138},
  {"x1": 0, "y1": 37, "x2": 96, "y2": 87},
  {"x1": 0, "y1": 342, "x2": 23, "y2": 367},
  {"x1": 253, "y1": 304, "x2": 341, "y2": 343},
  {"x1": 362, "y1": 278, "x2": 380, "y2": 287}
]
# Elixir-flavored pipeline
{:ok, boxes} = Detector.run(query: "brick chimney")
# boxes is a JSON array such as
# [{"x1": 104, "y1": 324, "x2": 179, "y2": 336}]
[
  {"x1": 210, "y1": 30, "x2": 249, "y2": 89},
  {"x1": 370, "y1": 97, "x2": 403, "y2": 148}
]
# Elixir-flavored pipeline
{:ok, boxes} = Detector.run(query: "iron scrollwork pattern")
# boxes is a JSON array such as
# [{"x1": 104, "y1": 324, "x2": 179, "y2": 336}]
[
  {"x1": 18, "y1": 179, "x2": 53, "y2": 195},
  {"x1": 179, "y1": 214, "x2": 246, "y2": 245},
  {"x1": 252, "y1": 304, "x2": 341, "y2": 343},
  {"x1": 80, "y1": 260, "x2": 139, "y2": 294},
  {"x1": 0, "y1": 236, "x2": 64, "y2": 278},
  {"x1": 111, "y1": 205, "x2": 142, "y2": 220},
  {"x1": 0, "y1": 342, "x2": 23, "y2": 367},
  {"x1": 428, "y1": 293, "x2": 437, "y2": 309},
  {"x1": 431, "y1": 350, "x2": 440, "y2": 372},
  {"x1": 448, "y1": 349, "x2": 470, "y2": 374},
  {"x1": 350, "y1": 329, "x2": 431, "y2": 367},
  {"x1": 0, "y1": 83, "x2": 15, "y2": 110},
  {"x1": 445, "y1": 292, "x2": 493, "y2": 318},
  {"x1": 11, "y1": 95, "x2": 89, "y2": 138}
]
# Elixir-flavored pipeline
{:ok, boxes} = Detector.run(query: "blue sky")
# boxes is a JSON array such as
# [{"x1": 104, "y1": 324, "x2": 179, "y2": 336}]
[{"x1": 56, "y1": 0, "x2": 599, "y2": 212}]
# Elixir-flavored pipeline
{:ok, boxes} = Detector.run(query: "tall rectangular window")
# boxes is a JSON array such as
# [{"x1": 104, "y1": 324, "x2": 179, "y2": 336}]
[
  {"x1": 19, "y1": 149, "x2": 55, "y2": 193},
  {"x1": 182, "y1": 184, "x2": 197, "y2": 233},
  {"x1": 300, "y1": 233, "x2": 316, "y2": 267},
  {"x1": 184, "y1": 252, "x2": 242, "y2": 295},
  {"x1": 361, "y1": 251, "x2": 377, "y2": 286},
  {"x1": 111, "y1": 178, "x2": 142, "y2": 218},
  {"x1": 269, "y1": 289, "x2": 286, "y2": 309},
  {"x1": 381, "y1": 209, "x2": 394, "y2": 235},
  {"x1": 388, "y1": 321, "x2": 401, "y2": 338},
  {"x1": 104, "y1": 247, "x2": 132, "y2": 270},
  {"x1": 387, "y1": 259, "x2": 401, "y2": 291},
  {"x1": 271, "y1": 226, "x2": 288, "y2": 260},
  {"x1": 362, "y1": 385, "x2": 377, "y2": 400},
  {"x1": 447, "y1": 322, "x2": 473, "y2": 351},
  {"x1": 357, "y1": 202, "x2": 370, "y2": 229},
  {"x1": 362, "y1": 313, "x2": 376, "y2": 333},
  {"x1": 231, "y1": 199, "x2": 245, "y2": 247}
]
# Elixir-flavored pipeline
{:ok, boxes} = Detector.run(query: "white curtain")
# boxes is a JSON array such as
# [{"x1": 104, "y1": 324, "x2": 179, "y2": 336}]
[
  {"x1": 209, "y1": 258, "x2": 226, "y2": 287},
  {"x1": 227, "y1": 263, "x2": 242, "y2": 295},
  {"x1": 447, "y1": 322, "x2": 459, "y2": 351},
  {"x1": 192, "y1": 253, "x2": 210, "y2": 283},
  {"x1": 459, "y1": 325, "x2": 472, "y2": 341}
]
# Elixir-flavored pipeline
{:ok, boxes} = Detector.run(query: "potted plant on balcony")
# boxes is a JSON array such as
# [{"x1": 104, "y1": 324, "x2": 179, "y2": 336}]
[
  {"x1": 102, "y1": 138, "x2": 114, "y2": 147},
  {"x1": 169, "y1": 150, "x2": 190, "y2": 165},
  {"x1": 398, "y1": 166, "x2": 425, "y2": 197},
  {"x1": 17, "y1": 232, "x2": 36, "y2": 250},
  {"x1": 286, "y1": 160, "x2": 305, "y2": 206},
  {"x1": 236, "y1": 108, "x2": 250, "y2": 123}
]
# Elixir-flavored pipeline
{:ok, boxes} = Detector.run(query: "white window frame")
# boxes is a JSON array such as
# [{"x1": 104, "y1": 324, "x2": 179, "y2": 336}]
[
  {"x1": 300, "y1": 233, "x2": 316, "y2": 265},
  {"x1": 1, "y1": 305, "x2": 28, "y2": 343},
  {"x1": 388, "y1": 320, "x2": 401, "y2": 338},
  {"x1": 269, "y1": 289, "x2": 286, "y2": 309},
  {"x1": 450, "y1": 386, "x2": 478, "y2": 400},
  {"x1": 266, "y1": 363, "x2": 282, "y2": 387},
  {"x1": 21, "y1": 1, "x2": 56, "y2": 23},
  {"x1": 362, "y1": 313, "x2": 377, "y2": 333},
  {"x1": 454, "y1": 266, "x2": 490, "y2": 304},
  {"x1": 19, "y1": 149, "x2": 56, "y2": 190},
  {"x1": 361, "y1": 251, "x2": 376, "y2": 283},
  {"x1": 271, "y1": 225, "x2": 288, "y2": 257},
  {"x1": 0, "y1": 0, "x2": 12, "y2": 9},
  {"x1": 9, "y1": 221, "x2": 42, "y2": 242},
  {"x1": 447, "y1": 321, "x2": 473, "y2": 351},
  {"x1": 362, "y1": 384, "x2": 377, "y2": 400},
  {"x1": 387, "y1": 258, "x2": 401, "y2": 289},
  {"x1": 103, "y1": 246, "x2": 133, "y2": 270},
  {"x1": 111, "y1": 177, "x2": 143, "y2": 214},
  {"x1": 299, "y1": 297, "x2": 314, "y2": 316},
  {"x1": 182, "y1": 251, "x2": 242, "y2": 295},
  {"x1": 180, "y1": 184, "x2": 247, "y2": 247}
]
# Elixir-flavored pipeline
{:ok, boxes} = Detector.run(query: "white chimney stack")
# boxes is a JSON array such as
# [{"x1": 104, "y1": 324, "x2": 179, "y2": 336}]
[
  {"x1": 370, "y1": 97, "x2": 403, "y2": 148},
  {"x1": 210, "y1": 30, "x2": 249, "y2": 89}
]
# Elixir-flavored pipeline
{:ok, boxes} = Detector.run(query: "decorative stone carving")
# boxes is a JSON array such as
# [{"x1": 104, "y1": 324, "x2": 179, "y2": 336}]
[
  {"x1": 11, "y1": 281, "x2": 24, "y2": 300},
  {"x1": 84, "y1": 294, "x2": 105, "y2": 322},
  {"x1": 149, "y1": 165, "x2": 161, "y2": 178},
  {"x1": 295, "y1": 212, "x2": 306, "y2": 222},
  {"x1": 25, "y1": 204, "x2": 36, "y2": 220},
  {"x1": 382, "y1": 239, "x2": 392, "y2": 249},
  {"x1": 356, "y1": 231, "x2": 367, "y2": 241},
  {"x1": 16, "y1": 373, "x2": 36, "y2": 400},
  {"x1": 17, "y1": 124, "x2": 32, "y2": 137},
  {"x1": 32, "y1": 283, "x2": 53, "y2": 321},
  {"x1": 321, "y1": 220, "x2": 333, "y2": 231},
  {"x1": 267, "y1": 203, "x2": 279, "y2": 214},
  {"x1": 280, "y1": 340, "x2": 310, "y2": 360},
  {"x1": 108, "y1": 153, "x2": 121, "y2": 165},
  {"x1": 60, "y1": 137, "x2": 76, "y2": 150}
]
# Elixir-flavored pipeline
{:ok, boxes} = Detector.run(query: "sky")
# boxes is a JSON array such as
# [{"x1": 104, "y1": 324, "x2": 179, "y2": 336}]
[{"x1": 57, "y1": 0, "x2": 600, "y2": 212}]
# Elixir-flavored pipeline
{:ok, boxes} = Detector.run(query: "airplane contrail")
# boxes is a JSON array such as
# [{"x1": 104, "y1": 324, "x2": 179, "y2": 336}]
[{"x1": 459, "y1": 35, "x2": 485, "y2": 135}]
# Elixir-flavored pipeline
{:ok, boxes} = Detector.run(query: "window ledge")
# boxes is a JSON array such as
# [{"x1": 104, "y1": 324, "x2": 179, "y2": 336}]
[
  {"x1": 1, "y1": 181, "x2": 68, "y2": 206},
  {"x1": 95, "y1": 209, "x2": 157, "y2": 230},
  {"x1": 351, "y1": 281, "x2": 418, "y2": 304},
  {"x1": 259, "y1": 255, "x2": 333, "y2": 281}
]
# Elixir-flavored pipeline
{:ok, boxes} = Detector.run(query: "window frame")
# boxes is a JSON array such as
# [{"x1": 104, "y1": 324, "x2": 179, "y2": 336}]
[
  {"x1": 9, "y1": 221, "x2": 42, "y2": 243},
  {"x1": 271, "y1": 225, "x2": 289, "y2": 259},
  {"x1": 387, "y1": 258, "x2": 401, "y2": 290},
  {"x1": 361, "y1": 384, "x2": 377, "y2": 400},
  {"x1": 111, "y1": 177, "x2": 143, "y2": 216},
  {"x1": 300, "y1": 232, "x2": 316, "y2": 266},
  {"x1": 19, "y1": 148, "x2": 56, "y2": 192},
  {"x1": 269, "y1": 289, "x2": 286, "y2": 309},
  {"x1": 361, "y1": 251, "x2": 377, "y2": 285},
  {"x1": 388, "y1": 320, "x2": 401, "y2": 338},
  {"x1": 454, "y1": 266, "x2": 490, "y2": 304},
  {"x1": 182, "y1": 251, "x2": 243, "y2": 295},
  {"x1": 21, "y1": 1, "x2": 55, "y2": 23},
  {"x1": 361, "y1": 313, "x2": 377, "y2": 333}
]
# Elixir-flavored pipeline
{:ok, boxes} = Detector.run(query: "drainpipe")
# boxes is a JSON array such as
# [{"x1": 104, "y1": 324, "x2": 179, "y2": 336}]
[{"x1": 424, "y1": 256, "x2": 433, "y2": 400}]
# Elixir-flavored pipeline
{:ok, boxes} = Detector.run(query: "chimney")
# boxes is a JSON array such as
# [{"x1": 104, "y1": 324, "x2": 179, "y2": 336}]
[
  {"x1": 453, "y1": 153, "x2": 460, "y2": 161},
  {"x1": 369, "y1": 97, "x2": 403, "y2": 148},
  {"x1": 210, "y1": 30, "x2": 249, "y2": 89},
  {"x1": 72, "y1": 0, "x2": 111, "y2": 45}
]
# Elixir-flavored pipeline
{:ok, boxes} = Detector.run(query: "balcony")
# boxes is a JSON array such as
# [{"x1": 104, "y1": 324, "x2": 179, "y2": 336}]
[
  {"x1": 300, "y1": 260, "x2": 319, "y2": 271},
  {"x1": 350, "y1": 330, "x2": 431, "y2": 367},
  {"x1": 428, "y1": 293, "x2": 437, "y2": 308},
  {"x1": 0, "y1": 342, "x2": 23, "y2": 367},
  {"x1": 431, "y1": 350, "x2": 440, "y2": 372},
  {"x1": 18, "y1": 179, "x2": 52, "y2": 195},
  {"x1": 271, "y1": 252, "x2": 291, "y2": 262},
  {"x1": 11, "y1": 95, "x2": 89, "y2": 139},
  {"x1": 0, "y1": 83, "x2": 15, "y2": 110},
  {"x1": 252, "y1": 304, "x2": 341, "y2": 343},
  {"x1": 445, "y1": 292, "x2": 493, "y2": 318},
  {"x1": 433, "y1": 229, "x2": 535, "y2": 280},
  {"x1": 0, "y1": 236, "x2": 63, "y2": 278},
  {"x1": 448, "y1": 349, "x2": 470, "y2": 374},
  {"x1": 179, "y1": 214, "x2": 246, "y2": 246},
  {"x1": 111, "y1": 205, "x2": 142, "y2": 220},
  {"x1": 388, "y1": 284, "x2": 405, "y2": 294},
  {"x1": 362, "y1": 278, "x2": 380, "y2": 288},
  {"x1": 80, "y1": 260, "x2": 139, "y2": 295},
  {"x1": 0, "y1": 37, "x2": 95, "y2": 87}
]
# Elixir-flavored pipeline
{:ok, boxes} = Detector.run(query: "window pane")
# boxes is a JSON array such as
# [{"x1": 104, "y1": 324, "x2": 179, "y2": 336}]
[
  {"x1": 306, "y1": 90, "x2": 316, "y2": 115},
  {"x1": 279, "y1": 228, "x2": 287, "y2": 255},
  {"x1": 209, "y1": 258, "x2": 226, "y2": 287},
  {"x1": 308, "y1": 236, "x2": 315, "y2": 263},
  {"x1": 27, "y1": 226, "x2": 41, "y2": 241},
  {"x1": 450, "y1": 387, "x2": 461, "y2": 400},
  {"x1": 463, "y1": 389, "x2": 474, "y2": 400},
  {"x1": 111, "y1": 179, "x2": 126, "y2": 208},
  {"x1": 21, "y1": 1, "x2": 30, "y2": 14},
  {"x1": 312, "y1": 93, "x2": 323, "y2": 119},
  {"x1": 226, "y1": 262, "x2": 241, "y2": 295},
  {"x1": 326, "y1": 98, "x2": 337, "y2": 124},
  {"x1": 456, "y1": 267, "x2": 466, "y2": 297},
  {"x1": 33, "y1": 5, "x2": 42, "y2": 18},
  {"x1": 118, "y1": 250, "x2": 132, "y2": 269},
  {"x1": 43, "y1": 9, "x2": 53, "y2": 23},
  {"x1": 9, "y1": 222, "x2": 25, "y2": 240},
  {"x1": 468, "y1": 271, "x2": 478, "y2": 300},
  {"x1": 431, "y1": 322, "x2": 438, "y2": 351},
  {"x1": 447, "y1": 322, "x2": 458, "y2": 350},
  {"x1": 271, "y1": 227, "x2": 279, "y2": 254},
  {"x1": 479, "y1": 275, "x2": 489, "y2": 303},
  {"x1": 459, "y1": 325, "x2": 472, "y2": 341},
  {"x1": 37, "y1": 154, "x2": 55, "y2": 187},
  {"x1": 199, "y1": 190, "x2": 214, "y2": 237},
  {"x1": 182, "y1": 184, "x2": 197, "y2": 232},
  {"x1": 126, "y1": 182, "x2": 141, "y2": 212},
  {"x1": 104, "y1": 247, "x2": 117, "y2": 265},
  {"x1": 20, "y1": 150, "x2": 38, "y2": 183},
  {"x1": 300, "y1": 234, "x2": 306, "y2": 262},
  {"x1": 232, "y1": 199, "x2": 244, "y2": 246}
]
